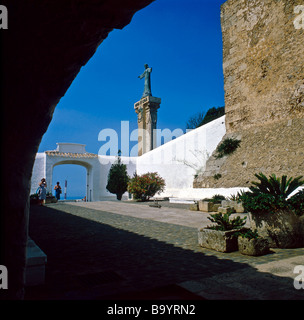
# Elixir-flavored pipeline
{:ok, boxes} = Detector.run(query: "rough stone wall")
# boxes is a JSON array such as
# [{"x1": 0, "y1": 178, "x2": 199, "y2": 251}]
[
  {"x1": 194, "y1": 0, "x2": 304, "y2": 189},
  {"x1": 194, "y1": 118, "x2": 304, "y2": 188},
  {"x1": 222, "y1": 0, "x2": 304, "y2": 132}
]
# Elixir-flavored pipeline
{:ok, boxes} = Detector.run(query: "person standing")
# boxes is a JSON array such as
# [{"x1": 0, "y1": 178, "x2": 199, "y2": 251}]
[
  {"x1": 38, "y1": 178, "x2": 47, "y2": 206},
  {"x1": 54, "y1": 181, "x2": 62, "y2": 201}
]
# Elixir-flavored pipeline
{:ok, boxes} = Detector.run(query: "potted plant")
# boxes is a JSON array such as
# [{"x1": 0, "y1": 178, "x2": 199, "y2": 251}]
[
  {"x1": 198, "y1": 211, "x2": 247, "y2": 253},
  {"x1": 106, "y1": 151, "x2": 129, "y2": 200},
  {"x1": 46, "y1": 192, "x2": 58, "y2": 204},
  {"x1": 198, "y1": 194, "x2": 226, "y2": 212},
  {"x1": 30, "y1": 193, "x2": 39, "y2": 205},
  {"x1": 237, "y1": 228, "x2": 270, "y2": 256},
  {"x1": 240, "y1": 173, "x2": 304, "y2": 248}
]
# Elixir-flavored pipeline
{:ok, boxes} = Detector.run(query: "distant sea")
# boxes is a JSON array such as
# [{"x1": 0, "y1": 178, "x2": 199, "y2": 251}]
[{"x1": 58, "y1": 196, "x2": 84, "y2": 201}]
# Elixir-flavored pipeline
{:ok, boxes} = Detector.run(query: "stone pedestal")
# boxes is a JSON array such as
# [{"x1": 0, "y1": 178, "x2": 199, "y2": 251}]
[
  {"x1": 25, "y1": 239, "x2": 47, "y2": 286},
  {"x1": 134, "y1": 95, "x2": 161, "y2": 156}
]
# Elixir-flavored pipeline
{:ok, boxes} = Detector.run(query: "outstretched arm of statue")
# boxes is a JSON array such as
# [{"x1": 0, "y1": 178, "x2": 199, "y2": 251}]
[{"x1": 138, "y1": 72, "x2": 145, "y2": 79}]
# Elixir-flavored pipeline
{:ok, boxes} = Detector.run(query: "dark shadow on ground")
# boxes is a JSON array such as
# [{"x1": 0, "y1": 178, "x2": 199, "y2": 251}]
[{"x1": 26, "y1": 204, "x2": 303, "y2": 300}]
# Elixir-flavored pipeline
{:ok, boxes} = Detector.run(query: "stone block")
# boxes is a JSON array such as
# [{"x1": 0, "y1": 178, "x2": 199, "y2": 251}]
[
  {"x1": 25, "y1": 239, "x2": 47, "y2": 286},
  {"x1": 212, "y1": 204, "x2": 221, "y2": 212},
  {"x1": 234, "y1": 202, "x2": 245, "y2": 213},
  {"x1": 189, "y1": 203, "x2": 199, "y2": 211},
  {"x1": 238, "y1": 237, "x2": 270, "y2": 256},
  {"x1": 218, "y1": 206, "x2": 235, "y2": 214},
  {"x1": 198, "y1": 201, "x2": 213, "y2": 212},
  {"x1": 198, "y1": 228, "x2": 240, "y2": 253},
  {"x1": 249, "y1": 210, "x2": 303, "y2": 249}
]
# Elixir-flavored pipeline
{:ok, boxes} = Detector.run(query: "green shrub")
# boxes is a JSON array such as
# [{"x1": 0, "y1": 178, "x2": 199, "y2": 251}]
[
  {"x1": 207, "y1": 212, "x2": 247, "y2": 231},
  {"x1": 250, "y1": 173, "x2": 304, "y2": 200},
  {"x1": 287, "y1": 190, "x2": 304, "y2": 216},
  {"x1": 106, "y1": 152, "x2": 129, "y2": 200},
  {"x1": 213, "y1": 173, "x2": 222, "y2": 180},
  {"x1": 215, "y1": 138, "x2": 241, "y2": 159},
  {"x1": 229, "y1": 191, "x2": 246, "y2": 202},
  {"x1": 239, "y1": 173, "x2": 304, "y2": 215},
  {"x1": 186, "y1": 106, "x2": 225, "y2": 130},
  {"x1": 236, "y1": 228, "x2": 259, "y2": 240},
  {"x1": 128, "y1": 172, "x2": 165, "y2": 202},
  {"x1": 202, "y1": 194, "x2": 226, "y2": 204}
]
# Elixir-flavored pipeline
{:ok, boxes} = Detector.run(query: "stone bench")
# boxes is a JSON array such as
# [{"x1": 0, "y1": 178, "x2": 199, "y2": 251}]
[{"x1": 25, "y1": 238, "x2": 47, "y2": 286}]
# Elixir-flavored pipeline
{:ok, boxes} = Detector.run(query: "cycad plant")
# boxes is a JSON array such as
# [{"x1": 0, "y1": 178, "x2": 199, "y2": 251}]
[
  {"x1": 207, "y1": 212, "x2": 247, "y2": 231},
  {"x1": 250, "y1": 173, "x2": 304, "y2": 200},
  {"x1": 240, "y1": 173, "x2": 304, "y2": 214}
]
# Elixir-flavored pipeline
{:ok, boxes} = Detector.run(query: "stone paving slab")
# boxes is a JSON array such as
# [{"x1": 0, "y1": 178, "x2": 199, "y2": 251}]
[
  {"x1": 66, "y1": 200, "x2": 251, "y2": 229},
  {"x1": 27, "y1": 201, "x2": 304, "y2": 300}
]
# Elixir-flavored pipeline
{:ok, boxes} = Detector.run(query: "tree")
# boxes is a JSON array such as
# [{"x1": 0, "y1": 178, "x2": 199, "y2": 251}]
[
  {"x1": 106, "y1": 151, "x2": 129, "y2": 200},
  {"x1": 185, "y1": 111, "x2": 205, "y2": 130},
  {"x1": 186, "y1": 106, "x2": 225, "y2": 130}
]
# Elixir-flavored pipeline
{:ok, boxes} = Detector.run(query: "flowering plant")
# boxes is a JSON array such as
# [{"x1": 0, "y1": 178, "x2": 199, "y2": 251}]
[{"x1": 128, "y1": 172, "x2": 165, "y2": 202}]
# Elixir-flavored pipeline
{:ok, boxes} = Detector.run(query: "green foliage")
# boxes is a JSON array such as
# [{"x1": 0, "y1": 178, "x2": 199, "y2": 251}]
[
  {"x1": 249, "y1": 173, "x2": 304, "y2": 200},
  {"x1": 207, "y1": 212, "x2": 247, "y2": 231},
  {"x1": 236, "y1": 228, "x2": 259, "y2": 240},
  {"x1": 229, "y1": 191, "x2": 246, "y2": 202},
  {"x1": 213, "y1": 173, "x2": 222, "y2": 180},
  {"x1": 286, "y1": 190, "x2": 304, "y2": 216},
  {"x1": 106, "y1": 152, "x2": 129, "y2": 200},
  {"x1": 128, "y1": 172, "x2": 166, "y2": 202},
  {"x1": 200, "y1": 107, "x2": 225, "y2": 126},
  {"x1": 203, "y1": 194, "x2": 226, "y2": 204},
  {"x1": 212, "y1": 194, "x2": 226, "y2": 203},
  {"x1": 215, "y1": 138, "x2": 241, "y2": 159},
  {"x1": 240, "y1": 193, "x2": 279, "y2": 213},
  {"x1": 239, "y1": 173, "x2": 304, "y2": 215},
  {"x1": 185, "y1": 112, "x2": 205, "y2": 130},
  {"x1": 186, "y1": 106, "x2": 225, "y2": 130}
]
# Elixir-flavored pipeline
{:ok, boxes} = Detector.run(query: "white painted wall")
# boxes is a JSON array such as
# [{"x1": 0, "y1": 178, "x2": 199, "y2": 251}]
[
  {"x1": 136, "y1": 116, "x2": 226, "y2": 199},
  {"x1": 31, "y1": 116, "x2": 244, "y2": 202},
  {"x1": 31, "y1": 153, "x2": 46, "y2": 194},
  {"x1": 97, "y1": 156, "x2": 137, "y2": 200}
]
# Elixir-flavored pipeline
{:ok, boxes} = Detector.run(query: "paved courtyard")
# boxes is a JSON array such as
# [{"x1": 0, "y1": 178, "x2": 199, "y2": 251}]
[{"x1": 26, "y1": 200, "x2": 304, "y2": 300}]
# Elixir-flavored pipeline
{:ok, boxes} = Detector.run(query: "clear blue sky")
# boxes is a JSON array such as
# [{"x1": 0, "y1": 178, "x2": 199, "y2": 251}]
[{"x1": 39, "y1": 0, "x2": 227, "y2": 197}]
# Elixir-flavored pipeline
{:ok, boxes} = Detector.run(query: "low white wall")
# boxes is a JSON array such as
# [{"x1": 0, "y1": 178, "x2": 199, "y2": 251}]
[{"x1": 136, "y1": 116, "x2": 226, "y2": 198}]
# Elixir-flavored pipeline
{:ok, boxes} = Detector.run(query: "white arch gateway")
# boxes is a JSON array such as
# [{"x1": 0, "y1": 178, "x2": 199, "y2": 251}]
[{"x1": 31, "y1": 142, "x2": 137, "y2": 201}]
